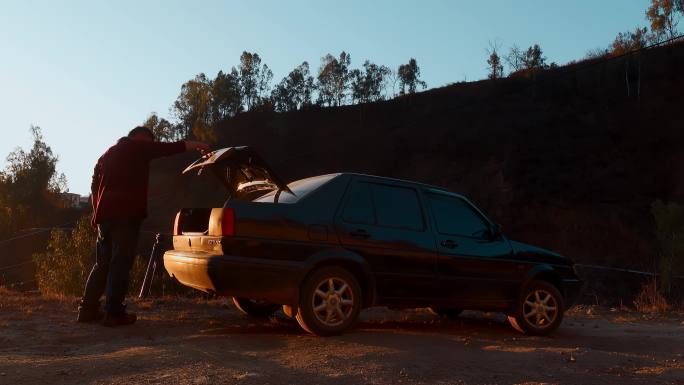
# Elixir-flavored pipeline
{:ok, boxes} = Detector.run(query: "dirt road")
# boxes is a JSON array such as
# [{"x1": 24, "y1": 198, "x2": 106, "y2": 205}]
[{"x1": 0, "y1": 289, "x2": 682, "y2": 385}]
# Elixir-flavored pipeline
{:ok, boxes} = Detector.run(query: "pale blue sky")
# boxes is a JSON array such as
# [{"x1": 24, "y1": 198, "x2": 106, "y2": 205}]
[{"x1": 1, "y1": 0, "x2": 648, "y2": 194}]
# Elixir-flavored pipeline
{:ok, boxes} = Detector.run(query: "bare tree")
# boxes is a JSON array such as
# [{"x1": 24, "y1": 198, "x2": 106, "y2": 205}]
[{"x1": 505, "y1": 44, "x2": 525, "y2": 72}]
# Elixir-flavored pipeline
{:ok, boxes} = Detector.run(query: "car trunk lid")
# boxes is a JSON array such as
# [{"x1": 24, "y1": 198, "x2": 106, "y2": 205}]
[{"x1": 183, "y1": 146, "x2": 292, "y2": 200}]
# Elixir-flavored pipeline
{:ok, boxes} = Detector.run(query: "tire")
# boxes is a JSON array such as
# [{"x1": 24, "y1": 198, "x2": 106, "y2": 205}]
[
  {"x1": 232, "y1": 297, "x2": 280, "y2": 318},
  {"x1": 429, "y1": 308, "x2": 463, "y2": 318},
  {"x1": 508, "y1": 280, "x2": 564, "y2": 336},
  {"x1": 295, "y1": 266, "x2": 362, "y2": 336}
]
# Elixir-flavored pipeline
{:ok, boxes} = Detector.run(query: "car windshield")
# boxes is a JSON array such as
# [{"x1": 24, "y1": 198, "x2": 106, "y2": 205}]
[{"x1": 253, "y1": 174, "x2": 339, "y2": 203}]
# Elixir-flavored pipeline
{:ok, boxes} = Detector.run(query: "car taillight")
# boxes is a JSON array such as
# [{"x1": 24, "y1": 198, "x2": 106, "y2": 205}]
[
  {"x1": 173, "y1": 212, "x2": 182, "y2": 235},
  {"x1": 222, "y1": 208, "x2": 235, "y2": 236}
]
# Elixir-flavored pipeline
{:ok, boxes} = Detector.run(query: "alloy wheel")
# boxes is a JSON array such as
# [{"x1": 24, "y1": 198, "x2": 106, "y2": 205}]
[
  {"x1": 522, "y1": 289, "x2": 558, "y2": 328},
  {"x1": 311, "y1": 277, "x2": 355, "y2": 327}
]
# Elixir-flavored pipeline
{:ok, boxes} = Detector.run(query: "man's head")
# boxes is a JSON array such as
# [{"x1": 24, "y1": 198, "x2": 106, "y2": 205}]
[{"x1": 128, "y1": 126, "x2": 155, "y2": 142}]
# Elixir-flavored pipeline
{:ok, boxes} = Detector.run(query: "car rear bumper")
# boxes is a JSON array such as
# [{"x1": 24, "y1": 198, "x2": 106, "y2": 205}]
[{"x1": 163, "y1": 250, "x2": 305, "y2": 305}]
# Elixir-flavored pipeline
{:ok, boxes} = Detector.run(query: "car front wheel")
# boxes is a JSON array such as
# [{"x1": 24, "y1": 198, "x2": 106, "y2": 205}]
[
  {"x1": 295, "y1": 266, "x2": 362, "y2": 336},
  {"x1": 508, "y1": 280, "x2": 564, "y2": 336},
  {"x1": 232, "y1": 297, "x2": 280, "y2": 318}
]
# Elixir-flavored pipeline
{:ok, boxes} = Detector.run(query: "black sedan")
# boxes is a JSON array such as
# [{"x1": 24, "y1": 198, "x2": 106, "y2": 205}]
[{"x1": 164, "y1": 147, "x2": 582, "y2": 336}]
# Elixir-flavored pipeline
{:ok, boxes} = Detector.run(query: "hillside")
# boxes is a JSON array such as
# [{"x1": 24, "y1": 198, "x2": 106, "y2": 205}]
[{"x1": 145, "y1": 41, "x2": 684, "y2": 273}]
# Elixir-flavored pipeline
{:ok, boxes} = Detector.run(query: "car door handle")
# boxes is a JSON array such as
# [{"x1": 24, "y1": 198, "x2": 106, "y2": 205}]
[
  {"x1": 349, "y1": 229, "x2": 370, "y2": 239},
  {"x1": 440, "y1": 239, "x2": 458, "y2": 249}
]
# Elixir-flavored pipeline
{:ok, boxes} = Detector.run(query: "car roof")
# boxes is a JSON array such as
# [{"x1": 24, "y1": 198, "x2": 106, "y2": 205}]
[{"x1": 338, "y1": 172, "x2": 462, "y2": 197}]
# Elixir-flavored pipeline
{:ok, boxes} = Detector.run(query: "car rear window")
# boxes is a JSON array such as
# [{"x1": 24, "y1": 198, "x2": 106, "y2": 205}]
[{"x1": 253, "y1": 174, "x2": 339, "y2": 203}]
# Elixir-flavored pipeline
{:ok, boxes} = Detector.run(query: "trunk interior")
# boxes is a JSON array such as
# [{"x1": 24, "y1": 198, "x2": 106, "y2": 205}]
[{"x1": 178, "y1": 208, "x2": 212, "y2": 235}]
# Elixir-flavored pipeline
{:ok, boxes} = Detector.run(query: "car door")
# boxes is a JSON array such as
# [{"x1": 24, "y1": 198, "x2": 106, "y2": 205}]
[
  {"x1": 423, "y1": 190, "x2": 520, "y2": 308},
  {"x1": 335, "y1": 179, "x2": 437, "y2": 302}
]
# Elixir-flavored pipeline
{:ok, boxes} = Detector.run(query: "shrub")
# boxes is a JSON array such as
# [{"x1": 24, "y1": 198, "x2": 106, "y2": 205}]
[
  {"x1": 33, "y1": 215, "x2": 150, "y2": 297},
  {"x1": 633, "y1": 278, "x2": 670, "y2": 313},
  {"x1": 33, "y1": 215, "x2": 96, "y2": 296}
]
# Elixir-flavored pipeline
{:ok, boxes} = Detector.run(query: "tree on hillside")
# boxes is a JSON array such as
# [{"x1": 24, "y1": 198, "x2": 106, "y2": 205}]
[
  {"x1": 523, "y1": 44, "x2": 547, "y2": 70},
  {"x1": 350, "y1": 60, "x2": 392, "y2": 103},
  {"x1": 486, "y1": 41, "x2": 504, "y2": 80},
  {"x1": 397, "y1": 58, "x2": 427, "y2": 95},
  {"x1": 584, "y1": 47, "x2": 610, "y2": 60},
  {"x1": 646, "y1": 0, "x2": 682, "y2": 42},
  {"x1": 143, "y1": 113, "x2": 178, "y2": 142},
  {"x1": 506, "y1": 44, "x2": 547, "y2": 73},
  {"x1": 611, "y1": 26, "x2": 649, "y2": 55},
  {"x1": 271, "y1": 62, "x2": 315, "y2": 112},
  {"x1": 505, "y1": 44, "x2": 525, "y2": 72},
  {"x1": 238, "y1": 52, "x2": 273, "y2": 110},
  {"x1": 0, "y1": 126, "x2": 67, "y2": 234},
  {"x1": 172, "y1": 73, "x2": 215, "y2": 142},
  {"x1": 211, "y1": 68, "x2": 243, "y2": 121},
  {"x1": 317, "y1": 52, "x2": 351, "y2": 106}
]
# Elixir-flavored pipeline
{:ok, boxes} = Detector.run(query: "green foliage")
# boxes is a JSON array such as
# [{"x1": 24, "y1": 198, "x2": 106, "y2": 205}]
[
  {"x1": 350, "y1": 60, "x2": 392, "y2": 103},
  {"x1": 143, "y1": 113, "x2": 179, "y2": 143},
  {"x1": 397, "y1": 58, "x2": 427, "y2": 95},
  {"x1": 317, "y1": 52, "x2": 351, "y2": 106},
  {"x1": 211, "y1": 68, "x2": 243, "y2": 121},
  {"x1": 0, "y1": 126, "x2": 67, "y2": 234},
  {"x1": 33, "y1": 215, "x2": 95, "y2": 296},
  {"x1": 271, "y1": 62, "x2": 315, "y2": 112},
  {"x1": 650, "y1": 200, "x2": 684, "y2": 293},
  {"x1": 523, "y1": 44, "x2": 547, "y2": 70},
  {"x1": 33, "y1": 215, "x2": 150, "y2": 296},
  {"x1": 238, "y1": 51, "x2": 273, "y2": 110},
  {"x1": 173, "y1": 73, "x2": 215, "y2": 142}
]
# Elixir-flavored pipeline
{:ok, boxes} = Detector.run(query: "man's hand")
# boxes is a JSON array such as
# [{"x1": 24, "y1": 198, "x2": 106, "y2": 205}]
[{"x1": 185, "y1": 141, "x2": 210, "y2": 154}]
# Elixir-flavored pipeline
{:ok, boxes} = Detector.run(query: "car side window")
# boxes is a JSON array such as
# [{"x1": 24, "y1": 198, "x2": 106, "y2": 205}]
[
  {"x1": 426, "y1": 192, "x2": 490, "y2": 238},
  {"x1": 370, "y1": 184, "x2": 425, "y2": 231},
  {"x1": 342, "y1": 182, "x2": 375, "y2": 225}
]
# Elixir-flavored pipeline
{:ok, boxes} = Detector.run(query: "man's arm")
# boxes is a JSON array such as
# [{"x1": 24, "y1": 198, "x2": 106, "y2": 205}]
[
  {"x1": 90, "y1": 161, "x2": 101, "y2": 212},
  {"x1": 133, "y1": 140, "x2": 210, "y2": 160}
]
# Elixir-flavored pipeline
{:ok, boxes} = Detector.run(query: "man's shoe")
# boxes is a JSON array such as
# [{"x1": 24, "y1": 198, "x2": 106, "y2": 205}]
[
  {"x1": 77, "y1": 306, "x2": 104, "y2": 323},
  {"x1": 103, "y1": 312, "x2": 137, "y2": 327}
]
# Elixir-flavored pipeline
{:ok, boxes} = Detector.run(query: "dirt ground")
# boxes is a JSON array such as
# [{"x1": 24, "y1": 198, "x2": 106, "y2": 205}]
[{"x1": 0, "y1": 289, "x2": 683, "y2": 385}]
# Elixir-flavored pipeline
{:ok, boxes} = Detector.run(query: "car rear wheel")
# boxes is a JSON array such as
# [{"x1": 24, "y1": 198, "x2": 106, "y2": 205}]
[
  {"x1": 429, "y1": 308, "x2": 463, "y2": 318},
  {"x1": 508, "y1": 280, "x2": 564, "y2": 336},
  {"x1": 232, "y1": 297, "x2": 280, "y2": 318},
  {"x1": 295, "y1": 266, "x2": 362, "y2": 336}
]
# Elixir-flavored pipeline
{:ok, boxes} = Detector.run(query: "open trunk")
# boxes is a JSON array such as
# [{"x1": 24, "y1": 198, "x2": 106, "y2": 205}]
[{"x1": 173, "y1": 146, "x2": 291, "y2": 252}]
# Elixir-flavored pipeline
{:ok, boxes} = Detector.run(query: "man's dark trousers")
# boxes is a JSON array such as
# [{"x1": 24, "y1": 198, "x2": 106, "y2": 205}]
[{"x1": 82, "y1": 219, "x2": 141, "y2": 315}]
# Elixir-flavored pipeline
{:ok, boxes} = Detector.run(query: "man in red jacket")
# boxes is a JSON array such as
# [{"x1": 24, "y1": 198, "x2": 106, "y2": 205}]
[{"x1": 78, "y1": 126, "x2": 209, "y2": 326}]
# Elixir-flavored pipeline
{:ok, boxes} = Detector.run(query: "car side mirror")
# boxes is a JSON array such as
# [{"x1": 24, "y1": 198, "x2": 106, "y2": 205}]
[{"x1": 490, "y1": 223, "x2": 502, "y2": 239}]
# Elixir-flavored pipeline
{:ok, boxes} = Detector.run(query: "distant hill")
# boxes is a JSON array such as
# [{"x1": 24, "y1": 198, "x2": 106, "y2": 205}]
[{"x1": 146, "y1": 41, "x2": 684, "y2": 272}]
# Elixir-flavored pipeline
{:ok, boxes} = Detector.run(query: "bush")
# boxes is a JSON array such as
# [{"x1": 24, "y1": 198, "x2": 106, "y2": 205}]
[
  {"x1": 33, "y1": 215, "x2": 150, "y2": 297},
  {"x1": 33, "y1": 215, "x2": 96, "y2": 296},
  {"x1": 633, "y1": 278, "x2": 670, "y2": 313}
]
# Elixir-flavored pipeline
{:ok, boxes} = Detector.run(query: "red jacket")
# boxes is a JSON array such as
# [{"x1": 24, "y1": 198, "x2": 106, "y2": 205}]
[{"x1": 91, "y1": 137, "x2": 185, "y2": 226}]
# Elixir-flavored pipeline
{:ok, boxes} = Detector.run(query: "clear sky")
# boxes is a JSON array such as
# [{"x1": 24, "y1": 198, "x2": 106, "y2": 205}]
[{"x1": 1, "y1": 0, "x2": 649, "y2": 194}]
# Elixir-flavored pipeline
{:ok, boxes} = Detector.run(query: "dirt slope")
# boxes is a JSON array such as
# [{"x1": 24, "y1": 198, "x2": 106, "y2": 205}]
[{"x1": 146, "y1": 41, "x2": 684, "y2": 278}]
